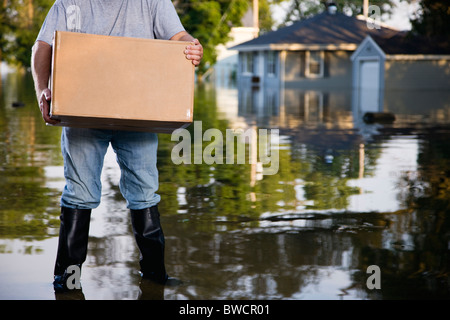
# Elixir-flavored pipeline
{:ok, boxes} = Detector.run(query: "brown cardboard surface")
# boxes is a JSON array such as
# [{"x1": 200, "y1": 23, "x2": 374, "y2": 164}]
[{"x1": 50, "y1": 31, "x2": 195, "y2": 133}]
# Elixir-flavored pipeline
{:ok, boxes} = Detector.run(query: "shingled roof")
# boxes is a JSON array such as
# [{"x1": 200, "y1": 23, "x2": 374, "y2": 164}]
[
  {"x1": 371, "y1": 33, "x2": 450, "y2": 55},
  {"x1": 231, "y1": 11, "x2": 400, "y2": 51}
]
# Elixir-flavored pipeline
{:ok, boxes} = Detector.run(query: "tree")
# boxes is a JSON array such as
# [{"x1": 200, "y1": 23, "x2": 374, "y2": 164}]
[
  {"x1": 279, "y1": 0, "x2": 396, "y2": 26},
  {"x1": 410, "y1": 0, "x2": 450, "y2": 36},
  {"x1": 258, "y1": 0, "x2": 289, "y2": 32},
  {"x1": 174, "y1": 0, "x2": 250, "y2": 79},
  {"x1": 0, "y1": 0, "x2": 53, "y2": 68}
]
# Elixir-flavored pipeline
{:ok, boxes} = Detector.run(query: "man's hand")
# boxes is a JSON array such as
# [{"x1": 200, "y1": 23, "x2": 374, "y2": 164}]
[
  {"x1": 31, "y1": 40, "x2": 60, "y2": 125},
  {"x1": 38, "y1": 88, "x2": 59, "y2": 125},
  {"x1": 170, "y1": 31, "x2": 203, "y2": 66},
  {"x1": 184, "y1": 39, "x2": 203, "y2": 66}
]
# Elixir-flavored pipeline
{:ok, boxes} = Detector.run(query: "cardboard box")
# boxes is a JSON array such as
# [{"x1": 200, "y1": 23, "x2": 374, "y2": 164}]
[{"x1": 50, "y1": 31, "x2": 195, "y2": 133}]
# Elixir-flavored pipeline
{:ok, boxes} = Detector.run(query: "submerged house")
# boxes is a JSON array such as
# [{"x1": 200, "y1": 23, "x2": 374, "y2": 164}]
[
  {"x1": 231, "y1": 5, "x2": 450, "y2": 125},
  {"x1": 230, "y1": 6, "x2": 400, "y2": 121},
  {"x1": 231, "y1": 6, "x2": 399, "y2": 90}
]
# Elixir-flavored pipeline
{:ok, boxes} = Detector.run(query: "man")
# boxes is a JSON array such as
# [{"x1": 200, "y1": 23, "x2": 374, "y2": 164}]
[{"x1": 31, "y1": 0, "x2": 203, "y2": 292}]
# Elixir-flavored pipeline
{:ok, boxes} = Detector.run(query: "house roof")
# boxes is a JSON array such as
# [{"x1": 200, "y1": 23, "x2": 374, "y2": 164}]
[
  {"x1": 371, "y1": 33, "x2": 450, "y2": 55},
  {"x1": 230, "y1": 11, "x2": 400, "y2": 51},
  {"x1": 351, "y1": 33, "x2": 450, "y2": 62}
]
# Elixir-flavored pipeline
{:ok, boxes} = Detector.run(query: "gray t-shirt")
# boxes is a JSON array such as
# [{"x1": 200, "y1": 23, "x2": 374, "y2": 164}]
[{"x1": 36, "y1": 0, "x2": 185, "y2": 45}]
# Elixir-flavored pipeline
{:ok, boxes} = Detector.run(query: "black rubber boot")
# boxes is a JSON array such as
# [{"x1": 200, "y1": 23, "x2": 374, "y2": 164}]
[
  {"x1": 130, "y1": 206, "x2": 168, "y2": 284},
  {"x1": 53, "y1": 207, "x2": 91, "y2": 292}
]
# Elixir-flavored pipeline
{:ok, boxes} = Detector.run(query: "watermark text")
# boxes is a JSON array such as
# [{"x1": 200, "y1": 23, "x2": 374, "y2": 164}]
[{"x1": 171, "y1": 121, "x2": 279, "y2": 176}]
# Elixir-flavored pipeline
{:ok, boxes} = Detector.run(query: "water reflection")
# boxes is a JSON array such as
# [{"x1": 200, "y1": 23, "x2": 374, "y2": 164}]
[{"x1": 0, "y1": 71, "x2": 449, "y2": 299}]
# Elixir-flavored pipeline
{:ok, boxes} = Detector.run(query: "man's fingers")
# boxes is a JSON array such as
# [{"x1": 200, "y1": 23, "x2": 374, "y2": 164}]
[
  {"x1": 44, "y1": 90, "x2": 51, "y2": 101},
  {"x1": 185, "y1": 39, "x2": 203, "y2": 65},
  {"x1": 39, "y1": 89, "x2": 59, "y2": 125},
  {"x1": 40, "y1": 100, "x2": 54, "y2": 124},
  {"x1": 189, "y1": 55, "x2": 202, "y2": 65}
]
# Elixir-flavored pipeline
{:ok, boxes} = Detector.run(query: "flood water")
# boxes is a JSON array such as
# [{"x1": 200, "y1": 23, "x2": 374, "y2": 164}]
[{"x1": 0, "y1": 70, "x2": 449, "y2": 300}]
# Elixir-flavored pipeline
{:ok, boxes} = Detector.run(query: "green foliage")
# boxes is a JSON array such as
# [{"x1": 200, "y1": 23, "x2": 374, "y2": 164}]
[
  {"x1": 0, "y1": 0, "x2": 54, "y2": 68},
  {"x1": 175, "y1": 0, "x2": 250, "y2": 75},
  {"x1": 410, "y1": 0, "x2": 450, "y2": 36},
  {"x1": 259, "y1": 0, "x2": 279, "y2": 32}
]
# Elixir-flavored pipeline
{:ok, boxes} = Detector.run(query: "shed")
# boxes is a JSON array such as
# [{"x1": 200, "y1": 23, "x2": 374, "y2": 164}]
[{"x1": 351, "y1": 34, "x2": 450, "y2": 114}]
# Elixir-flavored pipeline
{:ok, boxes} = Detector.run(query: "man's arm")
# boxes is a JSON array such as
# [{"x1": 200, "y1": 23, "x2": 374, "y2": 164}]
[
  {"x1": 31, "y1": 40, "x2": 60, "y2": 125},
  {"x1": 170, "y1": 31, "x2": 203, "y2": 66}
]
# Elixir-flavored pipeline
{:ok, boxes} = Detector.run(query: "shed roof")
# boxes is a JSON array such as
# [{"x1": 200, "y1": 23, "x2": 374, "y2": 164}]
[
  {"x1": 231, "y1": 11, "x2": 400, "y2": 51},
  {"x1": 371, "y1": 33, "x2": 450, "y2": 55}
]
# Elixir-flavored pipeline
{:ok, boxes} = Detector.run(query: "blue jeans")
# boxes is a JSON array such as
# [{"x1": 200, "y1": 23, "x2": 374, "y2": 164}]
[{"x1": 60, "y1": 127, "x2": 161, "y2": 210}]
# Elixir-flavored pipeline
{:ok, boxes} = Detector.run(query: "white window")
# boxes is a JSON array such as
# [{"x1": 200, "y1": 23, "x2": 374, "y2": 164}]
[
  {"x1": 266, "y1": 51, "x2": 277, "y2": 76},
  {"x1": 306, "y1": 51, "x2": 324, "y2": 78},
  {"x1": 241, "y1": 52, "x2": 254, "y2": 74}
]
